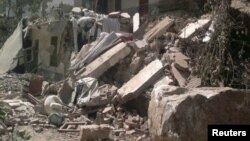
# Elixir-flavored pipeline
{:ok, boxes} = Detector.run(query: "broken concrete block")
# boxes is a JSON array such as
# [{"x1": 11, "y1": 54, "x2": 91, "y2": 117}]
[
  {"x1": 174, "y1": 59, "x2": 189, "y2": 71},
  {"x1": 120, "y1": 12, "x2": 131, "y2": 19},
  {"x1": 102, "y1": 106, "x2": 114, "y2": 115},
  {"x1": 133, "y1": 40, "x2": 149, "y2": 52},
  {"x1": 148, "y1": 87, "x2": 250, "y2": 141},
  {"x1": 174, "y1": 52, "x2": 190, "y2": 60},
  {"x1": 144, "y1": 17, "x2": 174, "y2": 42},
  {"x1": 171, "y1": 64, "x2": 189, "y2": 87},
  {"x1": 81, "y1": 42, "x2": 131, "y2": 79},
  {"x1": 154, "y1": 76, "x2": 174, "y2": 88},
  {"x1": 58, "y1": 79, "x2": 74, "y2": 105},
  {"x1": 186, "y1": 77, "x2": 202, "y2": 88},
  {"x1": 108, "y1": 11, "x2": 120, "y2": 18},
  {"x1": 179, "y1": 18, "x2": 210, "y2": 39},
  {"x1": 80, "y1": 124, "x2": 113, "y2": 141},
  {"x1": 72, "y1": 7, "x2": 81, "y2": 14},
  {"x1": 117, "y1": 59, "x2": 164, "y2": 104},
  {"x1": 129, "y1": 55, "x2": 143, "y2": 74},
  {"x1": 133, "y1": 13, "x2": 140, "y2": 32}
]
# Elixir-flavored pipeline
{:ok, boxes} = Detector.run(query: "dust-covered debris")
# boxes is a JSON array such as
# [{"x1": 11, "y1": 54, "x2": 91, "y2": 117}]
[{"x1": 1, "y1": 0, "x2": 250, "y2": 141}]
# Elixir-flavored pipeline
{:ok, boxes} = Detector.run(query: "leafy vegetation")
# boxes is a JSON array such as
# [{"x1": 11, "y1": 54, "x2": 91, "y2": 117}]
[{"x1": 193, "y1": 0, "x2": 250, "y2": 88}]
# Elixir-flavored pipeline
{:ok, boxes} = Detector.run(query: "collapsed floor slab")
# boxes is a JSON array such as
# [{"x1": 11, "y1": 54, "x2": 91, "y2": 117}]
[
  {"x1": 117, "y1": 59, "x2": 164, "y2": 104},
  {"x1": 144, "y1": 17, "x2": 174, "y2": 42},
  {"x1": 78, "y1": 42, "x2": 131, "y2": 79}
]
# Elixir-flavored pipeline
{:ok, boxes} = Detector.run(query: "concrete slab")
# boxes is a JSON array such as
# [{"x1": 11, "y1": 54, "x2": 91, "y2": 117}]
[
  {"x1": 118, "y1": 59, "x2": 164, "y2": 104},
  {"x1": 80, "y1": 42, "x2": 131, "y2": 79},
  {"x1": 144, "y1": 17, "x2": 174, "y2": 42},
  {"x1": 179, "y1": 18, "x2": 210, "y2": 39},
  {"x1": 133, "y1": 40, "x2": 148, "y2": 52}
]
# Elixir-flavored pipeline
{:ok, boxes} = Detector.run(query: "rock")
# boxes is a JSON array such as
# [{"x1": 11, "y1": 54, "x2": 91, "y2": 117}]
[
  {"x1": 80, "y1": 124, "x2": 113, "y2": 141},
  {"x1": 117, "y1": 59, "x2": 164, "y2": 104},
  {"x1": 171, "y1": 64, "x2": 189, "y2": 87},
  {"x1": 133, "y1": 40, "x2": 149, "y2": 52},
  {"x1": 148, "y1": 87, "x2": 250, "y2": 141}
]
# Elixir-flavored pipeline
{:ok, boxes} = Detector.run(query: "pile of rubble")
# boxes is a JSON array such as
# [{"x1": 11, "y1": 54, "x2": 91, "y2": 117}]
[{"x1": 1, "y1": 0, "x2": 250, "y2": 141}]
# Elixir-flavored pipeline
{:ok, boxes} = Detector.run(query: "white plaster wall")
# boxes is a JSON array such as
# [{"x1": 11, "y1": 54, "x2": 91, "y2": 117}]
[{"x1": 31, "y1": 25, "x2": 65, "y2": 75}]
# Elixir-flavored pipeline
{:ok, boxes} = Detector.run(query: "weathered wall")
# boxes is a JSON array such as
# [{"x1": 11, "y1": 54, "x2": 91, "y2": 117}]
[{"x1": 31, "y1": 23, "x2": 68, "y2": 80}]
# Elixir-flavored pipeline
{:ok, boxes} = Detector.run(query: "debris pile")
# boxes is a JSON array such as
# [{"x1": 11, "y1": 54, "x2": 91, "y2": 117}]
[{"x1": 1, "y1": 0, "x2": 250, "y2": 140}]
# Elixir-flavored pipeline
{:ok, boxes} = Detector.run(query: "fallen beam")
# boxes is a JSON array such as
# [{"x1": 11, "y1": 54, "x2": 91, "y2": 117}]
[
  {"x1": 179, "y1": 18, "x2": 210, "y2": 39},
  {"x1": 79, "y1": 42, "x2": 131, "y2": 79},
  {"x1": 117, "y1": 59, "x2": 164, "y2": 104},
  {"x1": 144, "y1": 17, "x2": 174, "y2": 42}
]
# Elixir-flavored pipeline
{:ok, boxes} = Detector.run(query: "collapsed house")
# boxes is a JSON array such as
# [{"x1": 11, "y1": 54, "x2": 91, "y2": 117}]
[
  {"x1": 1, "y1": 0, "x2": 250, "y2": 141},
  {"x1": 0, "y1": 19, "x2": 73, "y2": 81}
]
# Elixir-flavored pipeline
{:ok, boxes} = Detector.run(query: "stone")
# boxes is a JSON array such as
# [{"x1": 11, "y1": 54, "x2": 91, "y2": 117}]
[
  {"x1": 133, "y1": 40, "x2": 148, "y2": 52},
  {"x1": 80, "y1": 42, "x2": 131, "y2": 79},
  {"x1": 80, "y1": 124, "x2": 113, "y2": 141},
  {"x1": 117, "y1": 59, "x2": 164, "y2": 104},
  {"x1": 148, "y1": 87, "x2": 250, "y2": 141},
  {"x1": 29, "y1": 75, "x2": 43, "y2": 96}
]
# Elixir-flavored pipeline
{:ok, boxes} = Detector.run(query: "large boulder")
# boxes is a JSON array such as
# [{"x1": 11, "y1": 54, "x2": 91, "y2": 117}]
[{"x1": 148, "y1": 86, "x2": 250, "y2": 141}]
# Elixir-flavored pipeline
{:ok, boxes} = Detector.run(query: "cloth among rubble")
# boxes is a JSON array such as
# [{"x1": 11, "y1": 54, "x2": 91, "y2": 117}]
[
  {"x1": 70, "y1": 32, "x2": 119, "y2": 71},
  {"x1": 77, "y1": 17, "x2": 96, "y2": 30},
  {"x1": 74, "y1": 77, "x2": 99, "y2": 107}
]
